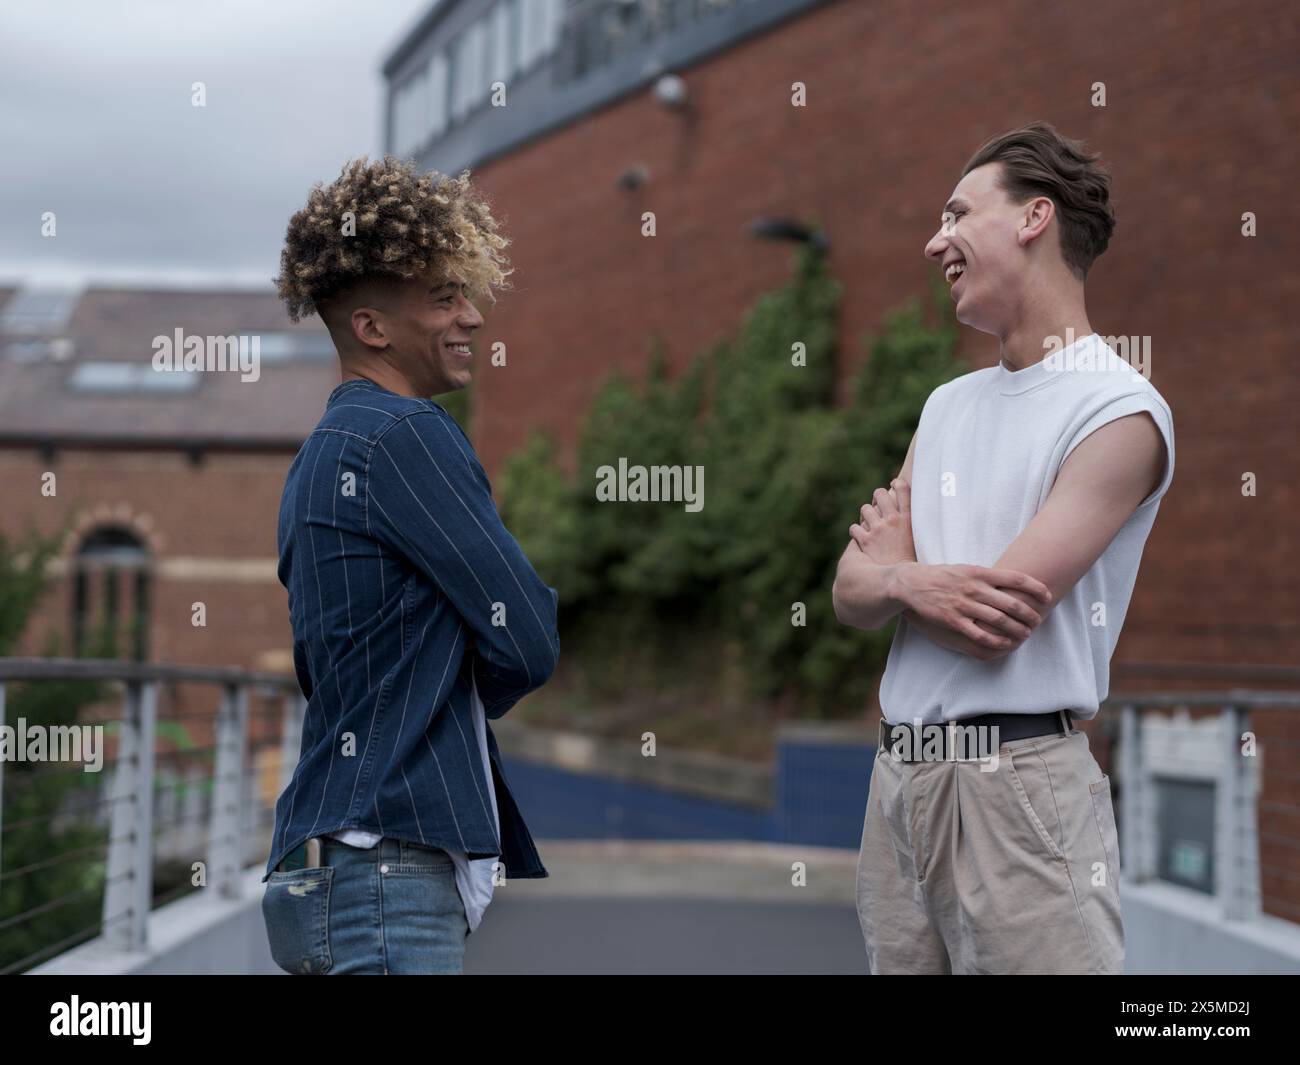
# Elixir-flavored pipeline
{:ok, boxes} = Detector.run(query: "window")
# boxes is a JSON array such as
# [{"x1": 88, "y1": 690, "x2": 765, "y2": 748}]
[
  {"x1": 1155, "y1": 777, "x2": 1215, "y2": 894},
  {"x1": 393, "y1": 61, "x2": 431, "y2": 157},
  {"x1": 520, "y1": 0, "x2": 564, "y2": 69},
  {"x1": 393, "y1": 0, "x2": 565, "y2": 147},
  {"x1": 68, "y1": 361, "x2": 200, "y2": 393},
  {"x1": 72, "y1": 527, "x2": 151, "y2": 661},
  {"x1": 427, "y1": 53, "x2": 449, "y2": 138},
  {"x1": 6, "y1": 337, "x2": 74, "y2": 362},
  {"x1": 451, "y1": 21, "x2": 488, "y2": 120},
  {"x1": 0, "y1": 288, "x2": 79, "y2": 335},
  {"x1": 488, "y1": 0, "x2": 518, "y2": 86},
  {"x1": 482, "y1": 6, "x2": 499, "y2": 92},
  {"x1": 253, "y1": 332, "x2": 335, "y2": 363}
]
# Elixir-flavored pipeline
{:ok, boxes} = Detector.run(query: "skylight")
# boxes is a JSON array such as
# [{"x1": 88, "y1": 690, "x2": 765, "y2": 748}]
[
  {"x1": 0, "y1": 288, "x2": 80, "y2": 335},
  {"x1": 68, "y1": 361, "x2": 200, "y2": 394}
]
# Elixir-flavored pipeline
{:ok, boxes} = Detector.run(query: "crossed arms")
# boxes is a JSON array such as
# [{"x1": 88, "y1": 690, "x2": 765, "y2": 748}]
[
  {"x1": 368, "y1": 410, "x2": 561, "y2": 715},
  {"x1": 831, "y1": 412, "x2": 1167, "y2": 660}
]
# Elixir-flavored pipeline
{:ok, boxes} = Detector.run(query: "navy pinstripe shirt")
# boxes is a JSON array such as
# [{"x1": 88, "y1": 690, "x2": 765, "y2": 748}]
[{"x1": 264, "y1": 377, "x2": 559, "y2": 882}]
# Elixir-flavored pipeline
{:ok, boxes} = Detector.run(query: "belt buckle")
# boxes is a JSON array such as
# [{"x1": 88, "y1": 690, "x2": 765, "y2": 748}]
[{"x1": 879, "y1": 718, "x2": 913, "y2": 762}]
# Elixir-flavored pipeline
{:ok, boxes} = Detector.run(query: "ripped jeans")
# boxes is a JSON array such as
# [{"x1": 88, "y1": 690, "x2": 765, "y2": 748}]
[{"x1": 261, "y1": 836, "x2": 468, "y2": 974}]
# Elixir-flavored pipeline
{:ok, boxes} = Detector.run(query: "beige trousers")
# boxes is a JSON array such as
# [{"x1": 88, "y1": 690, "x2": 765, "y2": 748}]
[{"x1": 855, "y1": 719, "x2": 1124, "y2": 974}]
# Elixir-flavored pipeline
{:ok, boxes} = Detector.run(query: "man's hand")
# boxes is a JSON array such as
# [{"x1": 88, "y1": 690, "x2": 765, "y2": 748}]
[
  {"x1": 902, "y1": 604, "x2": 1025, "y2": 661},
  {"x1": 893, "y1": 562, "x2": 1052, "y2": 660},
  {"x1": 847, "y1": 477, "x2": 917, "y2": 565},
  {"x1": 838, "y1": 407, "x2": 1165, "y2": 663},
  {"x1": 905, "y1": 408, "x2": 1165, "y2": 662},
  {"x1": 967, "y1": 408, "x2": 1168, "y2": 653},
  {"x1": 845, "y1": 475, "x2": 1050, "y2": 659}
]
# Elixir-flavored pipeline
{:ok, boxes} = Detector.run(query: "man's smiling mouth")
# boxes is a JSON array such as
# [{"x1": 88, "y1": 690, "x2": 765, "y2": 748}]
[{"x1": 944, "y1": 260, "x2": 966, "y2": 285}]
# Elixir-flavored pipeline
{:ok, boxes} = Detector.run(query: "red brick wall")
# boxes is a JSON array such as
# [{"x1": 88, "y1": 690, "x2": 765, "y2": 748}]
[
  {"x1": 0, "y1": 448, "x2": 295, "y2": 672},
  {"x1": 458, "y1": 0, "x2": 1299, "y2": 922},
  {"x1": 466, "y1": 0, "x2": 1299, "y2": 677}
]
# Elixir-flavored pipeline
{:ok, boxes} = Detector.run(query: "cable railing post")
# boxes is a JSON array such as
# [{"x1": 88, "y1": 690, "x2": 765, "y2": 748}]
[
  {"x1": 0, "y1": 681, "x2": 6, "y2": 888},
  {"x1": 1218, "y1": 702, "x2": 1260, "y2": 920},
  {"x1": 279, "y1": 690, "x2": 304, "y2": 793},
  {"x1": 103, "y1": 680, "x2": 156, "y2": 951},
  {"x1": 1236, "y1": 700, "x2": 1262, "y2": 920},
  {"x1": 1119, "y1": 701, "x2": 1149, "y2": 883},
  {"x1": 211, "y1": 682, "x2": 249, "y2": 900},
  {"x1": 1217, "y1": 702, "x2": 1238, "y2": 917}
]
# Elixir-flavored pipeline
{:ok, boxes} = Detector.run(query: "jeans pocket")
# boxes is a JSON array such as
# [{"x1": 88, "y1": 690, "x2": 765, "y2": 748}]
[
  {"x1": 394, "y1": 842, "x2": 456, "y2": 873},
  {"x1": 262, "y1": 867, "x2": 334, "y2": 974}
]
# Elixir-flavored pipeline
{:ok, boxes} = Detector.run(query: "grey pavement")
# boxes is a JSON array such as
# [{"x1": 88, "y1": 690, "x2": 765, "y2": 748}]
[{"x1": 464, "y1": 840, "x2": 869, "y2": 975}]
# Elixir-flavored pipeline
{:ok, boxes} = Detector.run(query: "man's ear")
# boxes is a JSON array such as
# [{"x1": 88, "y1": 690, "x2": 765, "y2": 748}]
[
  {"x1": 350, "y1": 305, "x2": 390, "y2": 351},
  {"x1": 1018, "y1": 195, "x2": 1055, "y2": 248}
]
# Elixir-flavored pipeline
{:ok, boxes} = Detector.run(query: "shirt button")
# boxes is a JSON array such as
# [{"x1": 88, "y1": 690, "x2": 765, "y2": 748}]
[{"x1": 380, "y1": 864, "x2": 390, "y2": 874}]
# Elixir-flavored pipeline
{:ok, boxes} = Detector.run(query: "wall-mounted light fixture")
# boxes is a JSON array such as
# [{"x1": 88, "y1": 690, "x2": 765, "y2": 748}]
[
  {"x1": 616, "y1": 164, "x2": 650, "y2": 190},
  {"x1": 748, "y1": 217, "x2": 829, "y2": 253},
  {"x1": 652, "y1": 73, "x2": 689, "y2": 110}
]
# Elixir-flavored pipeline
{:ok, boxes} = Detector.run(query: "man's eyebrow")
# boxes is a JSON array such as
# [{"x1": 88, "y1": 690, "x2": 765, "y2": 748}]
[{"x1": 943, "y1": 198, "x2": 970, "y2": 215}]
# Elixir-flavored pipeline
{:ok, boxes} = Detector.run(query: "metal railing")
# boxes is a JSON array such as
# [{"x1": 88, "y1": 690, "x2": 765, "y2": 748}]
[
  {"x1": 2, "y1": 657, "x2": 1297, "y2": 971},
  {"x1": 0, "y1": 658, "x2": 303, "y2": 973},
  {"x1": 555, "y1": 0, "x2": 761, "y2": 84}
]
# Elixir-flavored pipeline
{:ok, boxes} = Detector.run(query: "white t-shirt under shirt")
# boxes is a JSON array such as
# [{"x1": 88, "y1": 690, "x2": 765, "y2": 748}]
[
  {"x1": 328, "y1": 678, "x2": 501, "y2": 933},
  {"x1": 878, "y1": 332, "x2": 1175, "y2": 726}
]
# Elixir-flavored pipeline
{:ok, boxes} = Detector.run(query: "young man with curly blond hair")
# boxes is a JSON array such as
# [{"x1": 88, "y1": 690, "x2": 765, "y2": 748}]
[
  {"x1": 834, "y1": 123, "x2": 1174, "y2": 974},
  {"x1": 260, "y1": 156, "x2": 559, "y2": 975}
]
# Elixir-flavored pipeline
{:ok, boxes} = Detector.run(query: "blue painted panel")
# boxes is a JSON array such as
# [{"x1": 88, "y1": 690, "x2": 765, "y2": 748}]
[
  {"x1": 501, "y1": 758, "x2": 772, "y2": 841},
  {"x1": 773, "y1": 741, "x2": 875, "y2": 847},
  {"x1": 501, "y1": 738, "x2": 878, "y2": 849}
]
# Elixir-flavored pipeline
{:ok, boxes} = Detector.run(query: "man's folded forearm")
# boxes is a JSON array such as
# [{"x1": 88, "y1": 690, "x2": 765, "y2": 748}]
[{"x1": 832, "y1": 557, "x2": 910, "y2": 630}]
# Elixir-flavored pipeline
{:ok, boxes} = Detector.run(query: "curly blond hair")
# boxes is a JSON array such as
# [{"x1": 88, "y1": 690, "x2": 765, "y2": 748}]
[{"x1": 274, "y1": 155, "x2": 513, "y2": 322}]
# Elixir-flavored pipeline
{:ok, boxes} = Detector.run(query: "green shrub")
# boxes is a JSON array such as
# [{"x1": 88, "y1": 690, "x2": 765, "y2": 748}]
[
  {"x1": 0, "y1": 525, "x2": 117, "y2": 973},
  {"x1": 498, "y1": 248, "x2": 966, "y2": 716}
]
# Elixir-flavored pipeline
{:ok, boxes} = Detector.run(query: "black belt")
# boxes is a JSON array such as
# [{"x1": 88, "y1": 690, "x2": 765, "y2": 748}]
[{"x1": 878, "y1": 710, "x2": 1074, "y2": 762}]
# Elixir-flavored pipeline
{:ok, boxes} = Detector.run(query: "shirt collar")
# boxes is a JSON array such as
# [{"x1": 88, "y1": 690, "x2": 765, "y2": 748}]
[
  {"x1": 326, "y1": 378, "x2": 380, "y2": 405},
  {"x1": 995, "y1": 332, "x2": 1101, "y2": 396}
]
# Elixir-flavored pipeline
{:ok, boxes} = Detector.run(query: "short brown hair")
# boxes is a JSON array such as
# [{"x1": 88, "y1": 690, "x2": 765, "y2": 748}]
[
  {"x1": 962, "y1": 122, "x2": 1115, "y2": 279},
  {"x1": 274, "y1": 155, "x2": 513, "y2": 323}
]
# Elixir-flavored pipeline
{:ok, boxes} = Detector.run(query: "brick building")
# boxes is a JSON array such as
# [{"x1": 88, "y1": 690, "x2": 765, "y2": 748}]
[
  {"x1": 377, "y1": 0, "x2": 1300, "y2": 924},
  {"x1": 384, "y1": 0, "x2": 1298, "y2": 678},
  {"x1": 0, "y1": 287, "x2": 334, "y2": 676},
  {"x1": 0, "y1": 0, "x2": 1296, "y2": 934}
]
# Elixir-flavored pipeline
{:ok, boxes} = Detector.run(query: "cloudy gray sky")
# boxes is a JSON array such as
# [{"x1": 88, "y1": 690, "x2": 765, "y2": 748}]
[{"x1": 0, "y1": 0, "x2": 430, "y2": 288}]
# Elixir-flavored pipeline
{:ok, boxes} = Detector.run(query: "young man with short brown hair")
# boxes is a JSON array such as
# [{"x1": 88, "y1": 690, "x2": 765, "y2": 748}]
[{"x1": 834, "y1": 122, "x2": 1173, "y2": 974}]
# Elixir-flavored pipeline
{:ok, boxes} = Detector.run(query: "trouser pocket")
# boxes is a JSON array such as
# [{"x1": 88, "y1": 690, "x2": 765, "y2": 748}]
[
  {"x1": 262, "y1": 867, "x2": 334, "y2": 974},
  {"x1": 1006, "y1": 744, "x2": 1067, "y2": 862},
  {"x1": 1089, "y1": 775, "x2": 1121, "y2": 886}
]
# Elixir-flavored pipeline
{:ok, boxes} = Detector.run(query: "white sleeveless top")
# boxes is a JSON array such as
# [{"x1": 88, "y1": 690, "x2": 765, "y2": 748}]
[{"x1": 878, "y1": 333, "x2": 1174, "y2": 725}]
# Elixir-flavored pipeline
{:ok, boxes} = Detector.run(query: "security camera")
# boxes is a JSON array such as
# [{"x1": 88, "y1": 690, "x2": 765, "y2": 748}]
[{"x1": 652, "y1": 73, "x2": 688, "y2": 109}]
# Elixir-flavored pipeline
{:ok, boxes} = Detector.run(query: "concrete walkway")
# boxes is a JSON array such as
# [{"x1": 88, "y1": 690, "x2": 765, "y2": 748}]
[{"x1": 464, "y1": 840, "x2": 869, "y2": 974}]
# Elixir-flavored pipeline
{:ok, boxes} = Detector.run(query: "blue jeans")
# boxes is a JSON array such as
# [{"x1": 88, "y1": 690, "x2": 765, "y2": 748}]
[{"x1": 261, "y1": 836, "x2": 469, "y2": 974}]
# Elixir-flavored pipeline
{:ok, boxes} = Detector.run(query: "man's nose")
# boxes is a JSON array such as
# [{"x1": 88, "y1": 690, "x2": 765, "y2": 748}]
[{"x1": 924, "y1": 228, "x2": 947, "y2": 261}]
